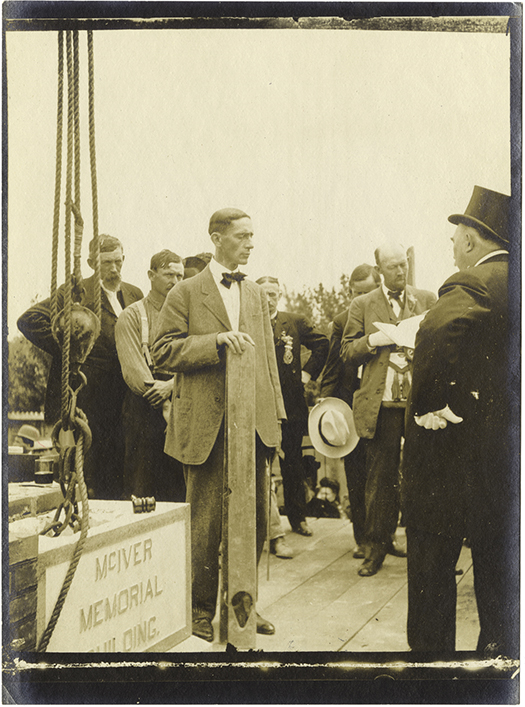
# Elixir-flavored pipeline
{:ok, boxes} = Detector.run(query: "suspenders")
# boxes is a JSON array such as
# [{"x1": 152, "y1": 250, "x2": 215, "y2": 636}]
[{"x1": 136, "y1": 299, "x2": 154, "y2": 369}]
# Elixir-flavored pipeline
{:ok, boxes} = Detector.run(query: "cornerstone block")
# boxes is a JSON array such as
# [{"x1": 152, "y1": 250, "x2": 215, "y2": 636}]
[{"x1": 36, "y1": 501, "x2": 191, "y2": 652}]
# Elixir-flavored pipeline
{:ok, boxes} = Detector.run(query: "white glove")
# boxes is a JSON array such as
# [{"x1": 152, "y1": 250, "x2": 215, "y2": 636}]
[{"x1": 414, "y1": 405, "x2": 464, "y2": 430}]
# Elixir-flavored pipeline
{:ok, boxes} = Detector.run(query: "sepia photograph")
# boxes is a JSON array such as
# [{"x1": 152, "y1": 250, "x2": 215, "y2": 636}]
[{"x1": 3, "y1": 2, "x2": 520, "y2": 703}]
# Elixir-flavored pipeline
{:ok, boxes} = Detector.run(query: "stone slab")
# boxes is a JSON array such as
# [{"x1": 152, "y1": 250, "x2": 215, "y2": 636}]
[
  {"x1": 9, "y1": 482, "x2": 63, "y2": 520},
  {"x1": 36, "y1": 500, "x2": 191, "y2": 652}
]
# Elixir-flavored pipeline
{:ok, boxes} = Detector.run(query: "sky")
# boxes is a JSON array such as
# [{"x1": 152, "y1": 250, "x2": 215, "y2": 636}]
[{"x1": 6, "y1": 23, "x2": 511, "y2": 337}]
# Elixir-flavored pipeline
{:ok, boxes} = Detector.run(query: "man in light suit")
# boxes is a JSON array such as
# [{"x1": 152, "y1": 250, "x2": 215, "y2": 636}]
[
  {"x1": 403, "y1": 186, "x2": 517, "y2": 657},
  {"x1": 18, "y1": 235, "x2": 143, "y2": 499},
  {"x1": 341, "y1": 244, "x2": 436, "y2": 576},
  {"x1": 152, "y1": 208, "x2": 285, "y2": 643},
  {"x1": 320, "y1": 263, "x2": 380, "y2": 557}
]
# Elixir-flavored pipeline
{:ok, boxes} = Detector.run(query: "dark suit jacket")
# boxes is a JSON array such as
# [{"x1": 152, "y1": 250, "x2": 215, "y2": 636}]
[
  {"x1": 402, "y1": 254, "x2": 512, "y2": 539},
  {"x1": 151, "y1": 267, "x2": 286, "y2": 465},
  {"x1": 273, "y1": 311, "x2": 328, "y2": 423},
  {"x1": 319, "y1": 308, "x2": 359, "y2": 407},
  {"x1": 17, "y1": 275, "x2": 143, "y2": 422},
  {"x1": 341, "y1": 284, "x2": 436, "y2": 438}
]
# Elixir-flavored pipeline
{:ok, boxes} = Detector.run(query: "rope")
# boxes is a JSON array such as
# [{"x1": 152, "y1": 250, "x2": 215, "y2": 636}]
[
  {"x1": 39, "y1": 28, "x2": 99, "y2": 654},
  {"x1": 87, "y1": 30, "x2": 101, "y2": 321},
  {"x1": 50, "y1": 31, "x2": 64, "y2": 325},
  {"x1": 37, "y1": 408, "x2": 91, "y2": 653},
  {"x1": 61, "y1": 31, "x2": 74, "y2": 428},
  {"x1": 72, "y1": 30, "x2": 82, "y2": 291}
]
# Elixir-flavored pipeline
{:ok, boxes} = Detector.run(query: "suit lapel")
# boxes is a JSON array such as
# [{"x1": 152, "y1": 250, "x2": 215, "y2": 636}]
[
  {"x1": 370, "y1": 289, "x2": 397, "y2": 323},
  {"x1": 401, "y1": 285, "x2": 418, "y2": 321},
  {"x1": 273, "y1": 311, "x2": 288, "y2": 343},
  {"x1": 201, "y1": 267, "x2": 232, "y2": 330},
  {"x1": 120, "y1": 283, "x2": 140, "y2": 308}
]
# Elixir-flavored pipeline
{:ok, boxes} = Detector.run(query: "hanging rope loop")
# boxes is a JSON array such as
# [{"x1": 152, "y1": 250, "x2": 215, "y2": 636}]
[{"x1": 38, "y1": 28, "x2": 100, "y2": 653}]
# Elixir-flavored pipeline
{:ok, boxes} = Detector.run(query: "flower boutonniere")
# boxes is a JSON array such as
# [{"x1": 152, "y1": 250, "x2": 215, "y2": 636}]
[{"x1": 280, "y1": 333, "x2": 294, "y2": 364}]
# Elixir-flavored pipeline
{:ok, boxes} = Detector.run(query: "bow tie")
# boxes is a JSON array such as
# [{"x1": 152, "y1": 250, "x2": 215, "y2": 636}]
[
  {"x1": 388, "y1": 289, "x2": 403, "y2": 301},
  {"x1": 221, "y1": 271, "x2": 246, "y2": 289}
]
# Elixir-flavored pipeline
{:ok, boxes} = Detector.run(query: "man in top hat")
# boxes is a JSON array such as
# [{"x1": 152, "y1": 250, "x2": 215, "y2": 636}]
[
  {"x1": 18, "y1": 234, "x2": 143, "y2": 499},
  {"x1": 256, "y1": 276, "x2": 329, "y2": 537},
  {"x1": 402, "y1": 186, "x2": 517, "y2": 656},
  {"x1": 341, "y1": 244, "x2": 436, "y2": 577},
  {"x1": 152, "y1": 208, "x2": 285, "y2": 643},
  {"x1": 320, "y1": 263, "x2": 381, "y2": 557}
]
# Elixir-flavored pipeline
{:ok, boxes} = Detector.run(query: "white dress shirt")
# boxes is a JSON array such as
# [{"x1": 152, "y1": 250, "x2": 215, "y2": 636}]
[
  {"x1": 381, "y1": 283, "x2": 410, "y2": 404},
  {"x1": 208, "y1": 257, "x2": 241, "y2": 330},
  {"x1": 101, "y1": 283, "x2": 123, "y2": 316}
]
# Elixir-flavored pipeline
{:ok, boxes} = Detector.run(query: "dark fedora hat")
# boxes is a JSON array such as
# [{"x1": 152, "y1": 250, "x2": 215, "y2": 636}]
[{"x1": 448, "y1": 185, "x2": 511, "y2": 244}]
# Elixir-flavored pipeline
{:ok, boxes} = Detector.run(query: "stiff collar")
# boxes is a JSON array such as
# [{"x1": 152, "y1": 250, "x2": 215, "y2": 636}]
[
  {"x1": 208, "y1": 257, "x2": 240, "y2": 282},
  {"x1": 381, "y1": 282, "x2": 405, "y2": 302},
  {"x1": 475, "y1": 250, "x2": 509, "y2": 267},
  {"x1": 101, "y1": 281, "x2": 121, "y2": 296}
]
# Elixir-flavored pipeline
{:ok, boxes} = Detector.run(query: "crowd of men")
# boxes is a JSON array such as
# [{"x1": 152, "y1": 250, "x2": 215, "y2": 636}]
[{"x1": 17, "y1": 185, "x2": 516, "y2": 657}]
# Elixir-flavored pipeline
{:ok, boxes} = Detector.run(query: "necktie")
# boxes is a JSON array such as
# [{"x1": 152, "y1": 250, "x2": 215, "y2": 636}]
[
  {"x1": 388, "y1": 289, "x2": 402, "y2": 301},
  {"x1": 221, "y1": 272, "x2": 247, "y2": 289}
]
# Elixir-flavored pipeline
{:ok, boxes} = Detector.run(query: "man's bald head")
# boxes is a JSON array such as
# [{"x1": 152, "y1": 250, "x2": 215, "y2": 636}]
[{"x1": 374, "y1": 242, "x2": 408, "y2": 292}]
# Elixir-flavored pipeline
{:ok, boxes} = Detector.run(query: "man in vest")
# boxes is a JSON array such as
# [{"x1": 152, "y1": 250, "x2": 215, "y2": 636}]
[
  {"x1": 115, "y1": 250, "x2": 186, "y2": 502},
  {"x1": 18, "y1": 234, "x2": 144, "y2": 499},
  {"x1": 341, "y1": 243, "x2": 436, "y2": 577}
]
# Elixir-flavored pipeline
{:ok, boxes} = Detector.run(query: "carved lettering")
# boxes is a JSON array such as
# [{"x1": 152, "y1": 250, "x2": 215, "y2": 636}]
[
  {"x1": 93, "y1": 599, "x2": 104, "y2": 627},
  {"x1": 94, "y1": 539, "x2": 153, "y2": 581},
  {"x1": 122, "y1": 617, "x2": 157, "y2": 651},
  {"x1": 104, "y1": 595, "x2": 117, "y2": 621},
  {"x1": 80, "y1": 605, "x2": 93, "y2": 633},
  {"x1": 95, "y1": 556, "x2": 107, "y2": 581}
]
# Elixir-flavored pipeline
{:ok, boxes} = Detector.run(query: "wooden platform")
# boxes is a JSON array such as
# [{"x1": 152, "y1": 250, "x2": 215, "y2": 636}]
[{"x1": 181, "y1": 516, "x2": 479, "y2": 652}]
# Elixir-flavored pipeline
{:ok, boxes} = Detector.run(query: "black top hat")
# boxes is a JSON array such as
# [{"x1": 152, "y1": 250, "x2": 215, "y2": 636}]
[{"x1": 448, "y1": 185, "x2": 511, "y2": 245}]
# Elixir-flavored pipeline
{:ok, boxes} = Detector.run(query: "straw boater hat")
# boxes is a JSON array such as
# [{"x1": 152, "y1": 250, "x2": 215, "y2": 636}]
[
  {"x1": 448, "y1": 185, "x2": 511, "y2": 245},
  {"x1": 308, "y1": 398, "x2": 359, "y2": 459}
]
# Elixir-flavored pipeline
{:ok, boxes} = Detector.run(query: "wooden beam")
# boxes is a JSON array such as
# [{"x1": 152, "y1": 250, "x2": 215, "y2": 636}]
[
  {"x1": 220, "y1": 345, "x2": 257, "y2": 648},
  {"x1": 406, "y1": 246, "x2": 416, "y2": 287}
]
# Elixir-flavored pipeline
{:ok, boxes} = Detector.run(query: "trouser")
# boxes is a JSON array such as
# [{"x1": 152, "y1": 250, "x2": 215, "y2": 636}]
[
  {"x1": 362, "y1": 406, "x2": 404, "y2": 562},
  {"x1": 78, "y1": 365, "x2": 126, "y2": 500},
  {"x1": 122, "y1": 390, "x2": 186, "y2": 502},
  {"x1": 407, "y1": 526, "x2": 518, "y2": 656},
  {"x1": 184, "y1": 425, "x2": 270, "y2": 620},
  {"x1": 280, "y1": 419, "x2": 307, "y2": 529},
  {"x1": 343, "y1": 439, "x2": 367, "y2": 547},
  {"x1": 269, "y1": 487, "x2": 285, "y2": 541},
  {"x1": 407, "y1": 527, "x2": 463, "y2": 652}
]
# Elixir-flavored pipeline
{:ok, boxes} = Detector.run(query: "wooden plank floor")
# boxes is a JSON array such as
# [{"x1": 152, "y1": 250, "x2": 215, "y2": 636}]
[
  {"x1": 174, "y1": 516, "x2": 479, "y2": 652},
  {"x1": 256, "y1": 516, "x2": 479, "y2": 652}
]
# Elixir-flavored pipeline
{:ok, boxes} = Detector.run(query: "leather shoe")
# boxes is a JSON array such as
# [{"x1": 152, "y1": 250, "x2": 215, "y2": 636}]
[
  {"x1": 270, "y1": 537, "x2": 294, "y2": 559},
  {"x1": 256, "y1": 613, "x2": 275, "y2": 635},
  {"x1": 358, "y1": 558, "x2": 383, "y2": 577},
  {"x1": 192, "y1": 616, "x2": 214, "y2": 642},
  {"x1": 386, "y1": 542, "x2": 407, "y2": 558},
  {"x1": 353, "y1": 545, "x2": 366, "y2": 559},
  {"x1": 292, "y1": 521, "x2": 313, "y2": 537}
]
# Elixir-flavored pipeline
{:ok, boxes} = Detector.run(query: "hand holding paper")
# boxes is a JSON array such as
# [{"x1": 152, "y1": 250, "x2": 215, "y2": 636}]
[
  {"x1": 368, "y1": 329, "x2": 395, "y2": 348},
  {"x1": 373, "y1": 312, "x2": 427, "y2": 349}
]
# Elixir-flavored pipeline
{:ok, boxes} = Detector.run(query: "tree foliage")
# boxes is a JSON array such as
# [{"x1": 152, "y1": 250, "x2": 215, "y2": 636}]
[
  {"x1": 8, "y1": 335, "x2": 51, "y2": 413},
  {"x1": 282, "y1": 273, "x2": 354, "y2": 334}
]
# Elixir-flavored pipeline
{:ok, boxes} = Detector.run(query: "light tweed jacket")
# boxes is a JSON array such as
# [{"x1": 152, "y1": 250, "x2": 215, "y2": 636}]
[{"x1": 152, "y1": 266, "x2": 286, "y2": 465}]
